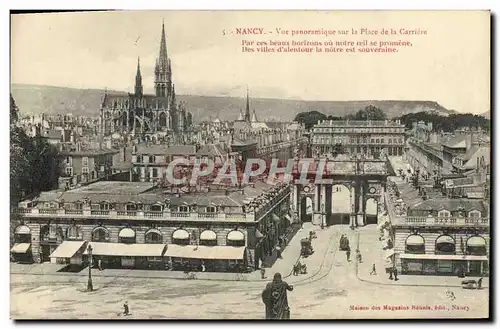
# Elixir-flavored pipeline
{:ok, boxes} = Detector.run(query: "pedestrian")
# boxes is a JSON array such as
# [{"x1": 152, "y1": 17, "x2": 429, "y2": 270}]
[
  {"x1": 261, "y1": 267, "x2": 266, "y2": 279},
  {"x1": 346, "y1": 248, "x2": 351, "y2": 262},
  {"x1": 370, "y1": 263, "x2": 377, "y2": 275},
  {"x1": 356, "y1": 249, "x2": 362, "y2": 263},
  {"x1": 393, "y1": 267, "x2": 399, "y2": 281},
  {"x1": 276, "y1": 246, "x2": 282, "y2": 259},
  {"x1": 477, "y1": 276, "x2": 483, "y2": 290},
  {"x1": 201, "y1": 261, "x2": 206, "y2": 272},
  {"x1": 98, "y1": 259, "x2": 103, "y2": 271},
  {"x1": 123, "y1": 301, "x2": 130, "y2": 316}
]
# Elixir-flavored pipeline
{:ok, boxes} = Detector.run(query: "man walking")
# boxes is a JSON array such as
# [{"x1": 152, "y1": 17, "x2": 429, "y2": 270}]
[
  {"x1": 346, "y1": 247, "x2": 351, "y2": 262},
  {"x1": 261, "y1": 267, "x2": 266, "y2": 279},
  {"x1": 370, "y1": 263, "x2": 377, "y2": 275},
  {"x1": 123, "y1": 301, "x2": 130, "y2": 316}
]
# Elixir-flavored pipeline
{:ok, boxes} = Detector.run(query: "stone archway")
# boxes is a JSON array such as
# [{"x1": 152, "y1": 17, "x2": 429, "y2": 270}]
[
  {"x1": 329, "y1": 183, "x2": 351, "y2": 226},
  {"x1": 365, "y1": 197, "x2": 379, "y2": 225}
]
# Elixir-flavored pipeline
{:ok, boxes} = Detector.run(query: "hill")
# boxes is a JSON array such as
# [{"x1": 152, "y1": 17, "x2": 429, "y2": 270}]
[
  {"x1": 481, "y1": 110, "x2": 490, "y2": 119},
  {"x1": 11, "y1": 84, "x2": 456, "y2": 122}
]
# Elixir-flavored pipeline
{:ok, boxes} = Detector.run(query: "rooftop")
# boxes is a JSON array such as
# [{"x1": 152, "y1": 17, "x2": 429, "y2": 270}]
[
  {"x1": 31, "y1": 181, "x2": 279, "y2": 207},
  {"x1": 314, "y1": 120, "x2": 405, "y2": 128}
]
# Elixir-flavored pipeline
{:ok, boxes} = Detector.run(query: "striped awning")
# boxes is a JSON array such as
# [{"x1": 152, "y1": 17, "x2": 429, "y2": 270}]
[
  {"x1": 272, "y1": 213, "x2": 281, "y2": 223},
  {"x1": 200, "y1": 230, "x2": 217, "y2": 241},
  {"x1": 119, "y1": 228, "x2": 135, "y2": 238},
  {"x1": 255, "y1": 229, "x2": 264, "y2": 239},
  {"x1": 172, "y1": 229, "x2": 190, "y2": 240},
  {"x1": 227, "y1": 230, "x2": 245, "y2": 241},
  {"x1": 84, "y1": 242, "x2": 167, "y2": 257},
  {"x1": 10, "y1": 243, "x2": 30, "y2": 254},
  {"x1": 467, "y1": 236, "x2": 486, "y2": 247},
  {"x1": 285, "y1": 214, "x2": 293, "y2": 224},
  {"x1": 15, "y1": 225, "x2": 30, "y2": 235},
  {"x1": 50, "y1": 240, "x2": 86, "y2": 258},
  {"x1": 165, "y1": 245, "x2": 245, "y2": 260},
  {"x1": 406, "y1": 235, "x2": 424, "y2": 246},
  {"x1": 436, "y1": 235, "x2": 455, "y2": 244}
]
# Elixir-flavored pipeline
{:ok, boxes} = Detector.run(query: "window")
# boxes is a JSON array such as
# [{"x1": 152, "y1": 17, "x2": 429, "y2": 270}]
[
  {"x1": 65, "y1": 167, "x2": 73, "y2": 176},
  {"x1": 206, "y1": 206, "x2": 216, "y2": 213},
  {"x1": 380, "y1": 138, "x2": 385, "y2": 144},
  {"x1": 145, "y1": 230, "x2": 163, "y2": 243},
  {"x1": 82, "y1": 157, "x2": 89, "y2": 166},
  {"x1": 82, "y1": 167, "x2": 89, "y2": 174},
  {"x1": 147, "y1": 256, "x2": 163, "y2": 262},
  {"x1": 438, "y1": 210, "x2": 451, "y2": 218},
  {"x1": 405, "y1": 235, "x2": 425, "y2": 254},
  {"x1": 65, "y1": 156, "x2": 72, "y2": 165},
  {"x1": 66, "y1": 225, "x2": 81, "y2": 240},
  {"x1": 136, "y1": 155, "x2": 142, "y2": 163},
  {"x1": 92, "y1": 227, "x2": 109, "y2": 242},
  {"x1": 179, "y1": 206, "x2": 189, "y2": 213},
  {"x1": 468, "y1": 210, "x2": 481, "y2": 218},
  {"x1": 152, "y1": 168, "x2": 158, "y2": 178},
  {"x1": 100, "y1": 203, "x2": 110, "y2": 211},
  {"x1": 149, "y1": 155, "x2": 155, "y2": 163},
  {"x1": 126, "y1": 204, "x2": 137, "y2": 211},
  {"x1": 371, "y1": 139, "x2": 375, "y2": 144},
  {"x1": 151, "y1": 204, "x2": 163, "y2": 212},
  {"x1": 435, "y1": 235, "x2": 456, "y2": 254}
]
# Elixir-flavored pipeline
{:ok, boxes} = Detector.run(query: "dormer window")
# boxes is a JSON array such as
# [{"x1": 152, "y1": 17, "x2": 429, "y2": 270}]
[
  {"x1": 179, "y1": 206, "x2": 189, "y2": 213},
  {"x1": 468, "y1": 210, "x2": 481, "y2": 219},
  {"x1": 206, "y1": 206, "x2": 216, "y2": 213},
  {"x1": 100, "y1": 202, "x2": 110, "y2": 211},
  {"x1": 438, "y1": 210, "x2": 451, "y2": 218}
]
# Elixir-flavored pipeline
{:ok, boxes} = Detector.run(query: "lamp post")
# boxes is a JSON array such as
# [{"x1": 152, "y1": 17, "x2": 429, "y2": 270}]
[{"x1": 87, "y1": 244, "x2": 93, "y2": 292}]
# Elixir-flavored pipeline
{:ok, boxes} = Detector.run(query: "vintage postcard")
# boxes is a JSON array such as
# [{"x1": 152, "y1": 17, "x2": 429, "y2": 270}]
[{"x1": 10, "y1": 10, "x2": 490, "y2": 319}]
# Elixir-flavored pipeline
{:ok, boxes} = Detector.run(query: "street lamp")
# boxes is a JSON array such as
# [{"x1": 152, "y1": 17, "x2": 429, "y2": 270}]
[{"x1": 87, "y1": 244, "x2": 93, "y2": 292}]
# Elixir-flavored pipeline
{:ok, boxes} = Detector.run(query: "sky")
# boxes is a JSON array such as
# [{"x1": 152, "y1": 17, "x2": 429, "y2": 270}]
[{"x1": 11, "y1": 10, "x2": 490, "y2": 114}]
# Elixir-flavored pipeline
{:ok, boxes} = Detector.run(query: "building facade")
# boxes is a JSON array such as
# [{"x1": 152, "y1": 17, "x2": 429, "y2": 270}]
[
  {"x1": 386, "y1": 179, "x2": 489, "y2": 277},
  {"x1": 311, "y1": 120, "x2": 406, "y2": 156},
  {"x1": 11, "y1": 181, "x2": 295, "y2": 272}
]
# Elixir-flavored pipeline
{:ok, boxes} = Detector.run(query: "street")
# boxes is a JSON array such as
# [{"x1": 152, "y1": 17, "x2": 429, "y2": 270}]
[{"x1": 10, "y1": 224, "x2": 489, "y2": 319}]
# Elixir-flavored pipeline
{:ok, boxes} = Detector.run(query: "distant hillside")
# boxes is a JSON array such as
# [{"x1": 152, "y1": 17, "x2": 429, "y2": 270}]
[{"x1": 11, "y1": 84, "x2": 456, "y2": 122}]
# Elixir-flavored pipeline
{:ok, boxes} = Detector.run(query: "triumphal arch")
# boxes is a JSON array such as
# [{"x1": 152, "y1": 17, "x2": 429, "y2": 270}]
[{"x1": 291, "y1": 153, "x2": 389, "y2": 227}]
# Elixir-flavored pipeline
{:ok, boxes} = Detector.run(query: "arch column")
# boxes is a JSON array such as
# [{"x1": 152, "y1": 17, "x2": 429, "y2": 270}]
[
  {"x1": 349, "y1": 182, "x2": 356, "y2": 227},
  {"x1": 357, "y1": 181, "x2": 366, "y2": 226}
]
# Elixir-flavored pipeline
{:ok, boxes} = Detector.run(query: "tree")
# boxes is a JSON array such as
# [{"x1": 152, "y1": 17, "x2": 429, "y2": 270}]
[
  {"x1": 10, "y1": 95, "x2": 59, "y2": 206},
  {"x1": 346, "y1": 105, "x2": 387, "y2": 121},
  {"x1": 294, "y1": 111, "x2": 327, "y2": 129},
  {"x1": 397, "y1": 111, "x2": 490, "y2": 132}
]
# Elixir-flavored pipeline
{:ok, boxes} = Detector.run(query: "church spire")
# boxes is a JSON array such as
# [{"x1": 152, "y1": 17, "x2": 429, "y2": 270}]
[
  {"x1": 244, "y1": 86, "x2": 251, "y2": 122},
  {"x1": 159, "y1": 19, "x2": 168, "y2": 67},
  {"x1": 155, "y1": 20, "x2": 171, "y2": 97},
  {"x1": 135, "y1": 57, "x2": 143, "y2": 96}
]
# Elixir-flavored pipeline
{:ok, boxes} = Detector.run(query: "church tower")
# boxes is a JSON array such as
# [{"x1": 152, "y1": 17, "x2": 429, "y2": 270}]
[
  {"x1": 135, "y1": 57, "x2": 143, "y2": 97},
  {"x1": 154, "y1": 20, "x2": 171, "y2": 97}
]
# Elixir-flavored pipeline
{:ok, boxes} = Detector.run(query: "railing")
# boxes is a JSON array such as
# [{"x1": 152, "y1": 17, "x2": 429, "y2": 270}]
[
  {"x1": 39, "y1": 209, "x2": 58, "y2": 215},
  {"x1": 393, "y1": 216, "x2": 490, "y2": 227},
  {"x1": 14, "y1": 208, "x2": 256, "y2": 222},
  {"x1": 65, "y1": 209, "x2": 83, "y2": 215},
  {"x1": 145, "y1": 211, "x2": 163, "y2": 218},
  {"x1": 91, "y1": 210, "x2": 110, "y2": 216},
  {"x1": 170, "y1": 212, "x2": 191, "y2": 218},
  {"x1": 198, "y1": 212, "x2": 217, "y2": 218}
]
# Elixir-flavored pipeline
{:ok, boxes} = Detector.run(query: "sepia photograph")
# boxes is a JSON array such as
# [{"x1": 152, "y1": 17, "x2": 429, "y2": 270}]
[{"x1": 9, "y1": 9, "x2": 491, "y2": 320}]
